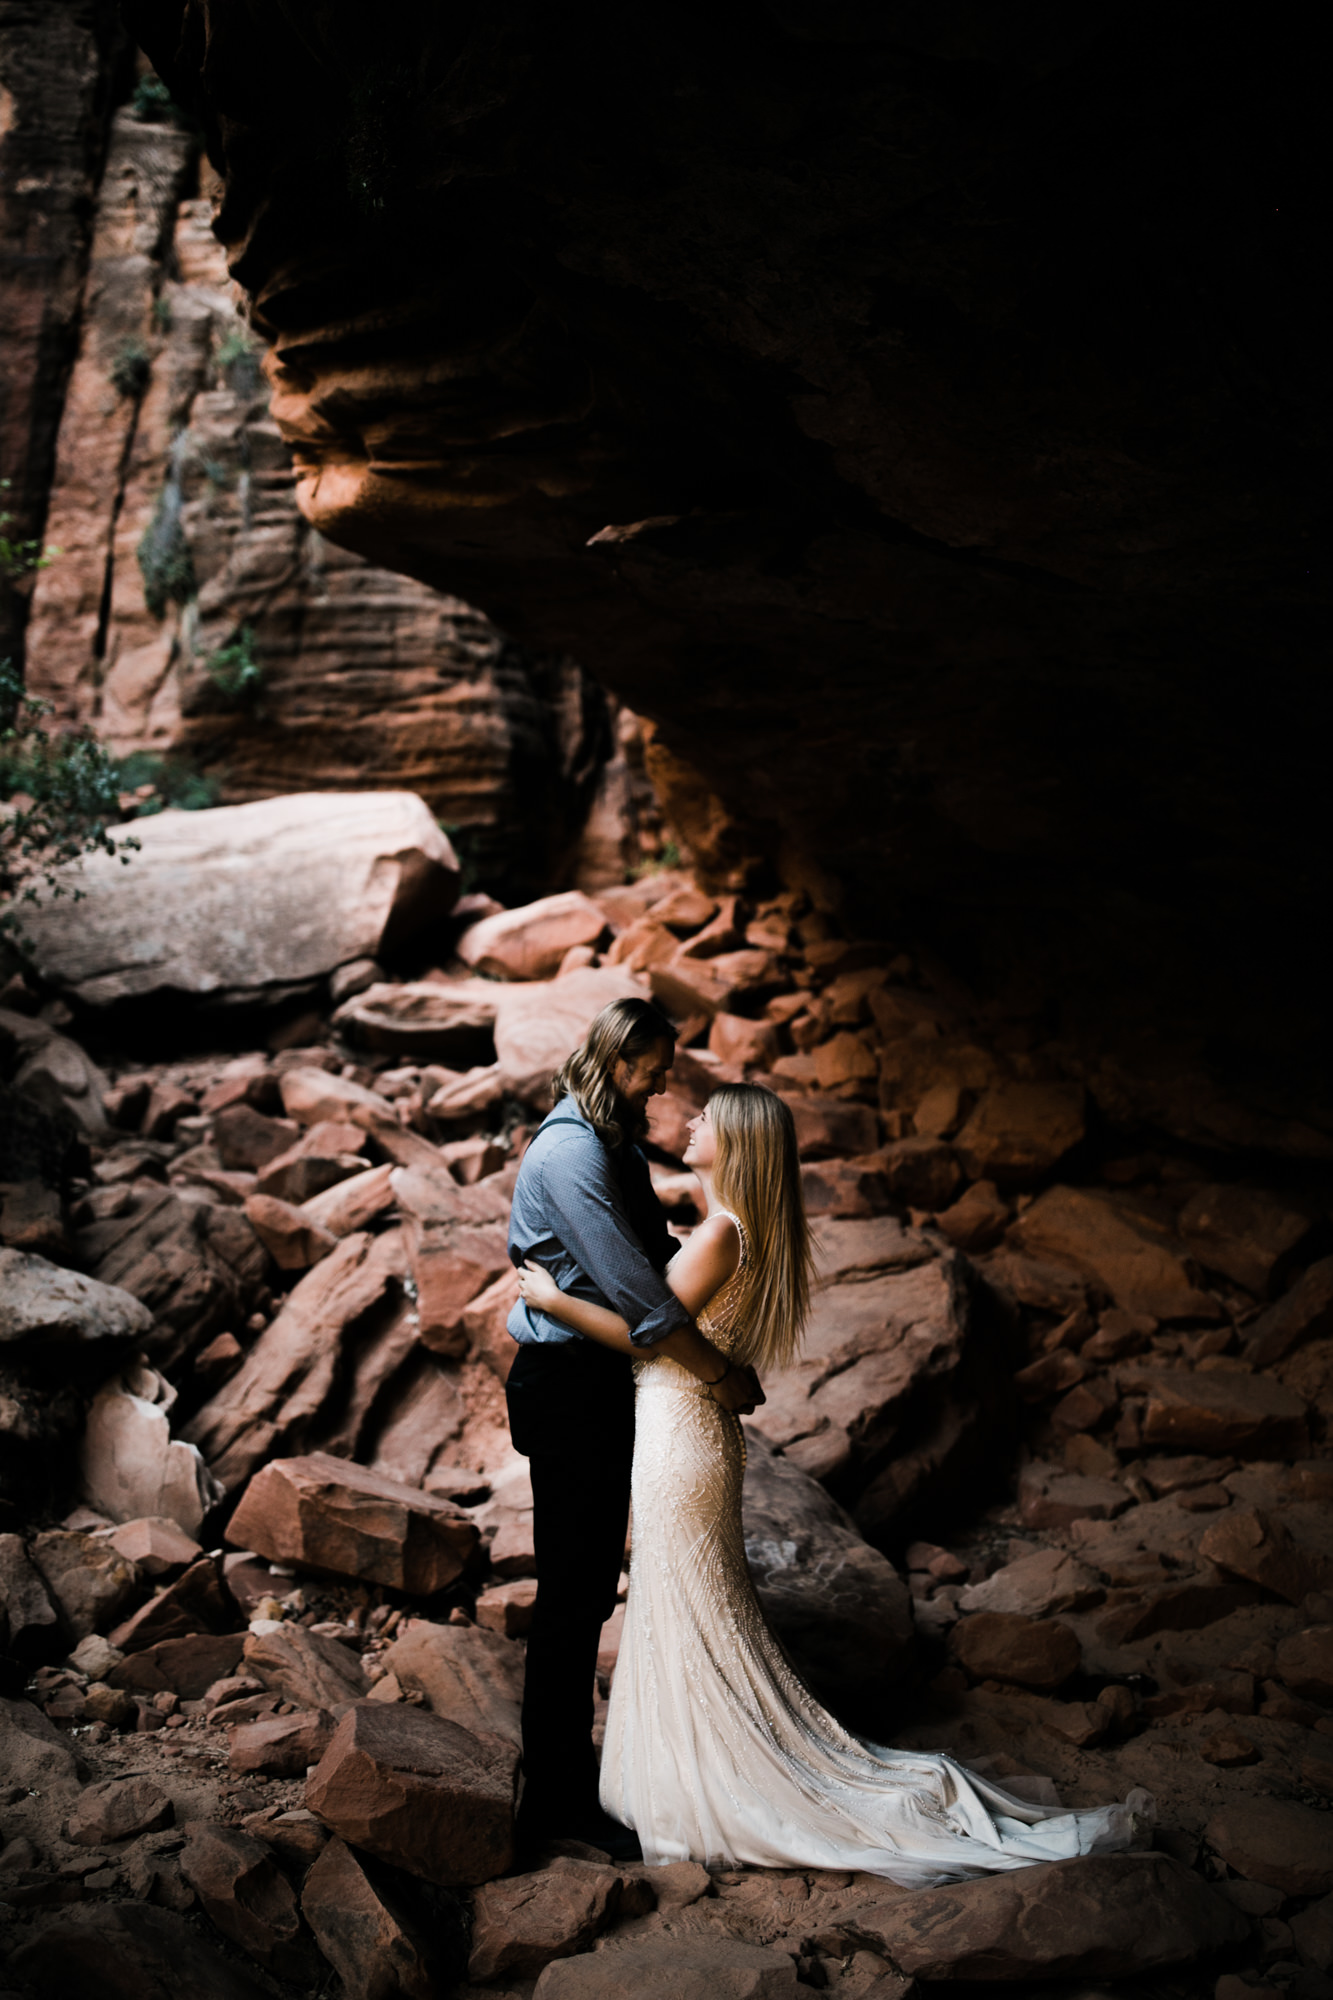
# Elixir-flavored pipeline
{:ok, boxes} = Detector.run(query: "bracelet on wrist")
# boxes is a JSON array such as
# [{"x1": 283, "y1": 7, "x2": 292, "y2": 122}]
[{"x1": 701, "y1": 1361, "x2": 731, "y2": 1386}]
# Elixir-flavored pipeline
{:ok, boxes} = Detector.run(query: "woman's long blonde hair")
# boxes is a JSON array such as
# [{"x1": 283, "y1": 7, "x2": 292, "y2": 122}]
[{"x1": 709, "y1": 1083, "x2": 813, "y2": 1373}]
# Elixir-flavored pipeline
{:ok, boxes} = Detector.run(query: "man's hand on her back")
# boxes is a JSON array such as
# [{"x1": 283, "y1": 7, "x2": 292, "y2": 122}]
[{"x1": 713, "y1": 1363, "x2": 765, "y2": 1415}]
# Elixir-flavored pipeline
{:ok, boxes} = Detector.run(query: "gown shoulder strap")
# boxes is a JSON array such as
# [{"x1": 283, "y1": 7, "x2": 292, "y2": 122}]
[{"x1": 709, "y1": 1208, "x2": 748, "y2": 1266}]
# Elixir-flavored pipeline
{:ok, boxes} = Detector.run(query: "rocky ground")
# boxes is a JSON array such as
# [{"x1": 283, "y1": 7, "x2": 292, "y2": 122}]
[{"x1": 2, "y1": 833, "x2": 1332, "y2": 2000}]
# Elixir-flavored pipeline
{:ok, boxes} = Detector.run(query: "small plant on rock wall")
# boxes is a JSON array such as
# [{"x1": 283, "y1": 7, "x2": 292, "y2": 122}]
[
  {"x1": 215, "y1": 328, "x2": 262, "y2": 397},
  {"x1": 110, "y1": 340, "x2": 151, "y2": 399},
  {"x1": 204, "y1": 626, "x2": 264, "y2": 706},
  {"x1": 633, "y1": 838, "x2": 682, "y2": 879},
  {"x1": 0, "y1": 480, "x2": 59, "y2": 582},
  {"x1": 137, "y1": 478, "x2": 195, "y2": 619},
  {"x1": 130, "y1": 72, "x2": 186, "y2": 126},
  {"x1": 0, "y1": 661, "x2": 137, "y2": 942}
]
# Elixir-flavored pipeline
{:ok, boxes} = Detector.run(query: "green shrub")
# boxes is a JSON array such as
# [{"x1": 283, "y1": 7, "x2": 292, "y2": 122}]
[
  {"x1": 131, "y1": 74, "x2": 176, "y2": 124},
  {"x1": 633, "y1": 838, "x2": 682, "y2": 879},
  {"x1": 112, "y1": 750, "x2": 220, "y2": 814},
  {"x1": 0, "y1": 661, "x2": 136, "y2": 941},
  {"x1": 0, "y1": 480, "x2": 59, "y2": 582},
  {"x1": 137, "y1": 479, "x2": 195, "y2": 618},
  {"x1": 110, "y1": 340, "x2": 151, "y2": 399},
  {"x1": 204, "y1": 626, "x2": 264, "y2": 705},
  {"x1": 215, "y1": 328, "x2": 262, "y2": 396}
]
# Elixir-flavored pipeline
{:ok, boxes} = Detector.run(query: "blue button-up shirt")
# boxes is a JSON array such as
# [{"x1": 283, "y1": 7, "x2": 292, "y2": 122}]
[{"x1": 507, "y1": 1101, "x2": 689, "y2": 1349}]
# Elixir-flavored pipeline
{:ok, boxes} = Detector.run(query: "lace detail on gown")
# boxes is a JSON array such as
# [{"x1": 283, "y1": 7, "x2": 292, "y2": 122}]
[{"x1": 600, "y1": 1211, "x2": 1153, "y2": 1883}]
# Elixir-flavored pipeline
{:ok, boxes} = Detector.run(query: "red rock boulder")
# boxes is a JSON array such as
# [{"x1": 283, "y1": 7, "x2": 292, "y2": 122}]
[
  {"x1": 301, "y1": 1836, "x2": 438, "y2": 2000},
  {"x1": 458, "y1": 891, "x2": 608, "y2": 980},
  {"x1": 949, "y1": 1611, "x2": 1082, "y2": 1692},
  {"x1": 179, "y1": 1820, "x2": 315, "y2": 1978},
  {"x1": 469, "y1": 1861, "x2": 625, "y2": 1982},
  {"x1": 840, "y1": 1852, "x2": 1245, "y2": 1980},
  {"x1": 225, "y1": 1452, "x2": 478, "y2": 1594},
  {"x1": 305, "y1": 1698, "x2": 518, "y2": 1886}
]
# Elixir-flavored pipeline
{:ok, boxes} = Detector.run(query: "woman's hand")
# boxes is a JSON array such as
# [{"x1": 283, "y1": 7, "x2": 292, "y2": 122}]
[{"x1": 517, "y1": 1260, "x2": 565, "y2": 1315}]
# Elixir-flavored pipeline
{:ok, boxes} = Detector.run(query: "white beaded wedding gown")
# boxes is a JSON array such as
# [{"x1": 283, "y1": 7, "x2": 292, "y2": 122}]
[{"x1": 599, "y1": 1214, "x2": 1152, "y2": 1886}]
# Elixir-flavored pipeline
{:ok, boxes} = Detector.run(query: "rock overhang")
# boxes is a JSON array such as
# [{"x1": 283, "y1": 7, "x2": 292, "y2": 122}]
[{"x1": 122, "y1": 1, "x2": 1331, "y2": 1125}]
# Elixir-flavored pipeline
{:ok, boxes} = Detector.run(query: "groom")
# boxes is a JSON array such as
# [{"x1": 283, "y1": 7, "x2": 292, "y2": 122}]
[{"x1": 506, "y1": 995, "x2": 760, "y2": 1859}]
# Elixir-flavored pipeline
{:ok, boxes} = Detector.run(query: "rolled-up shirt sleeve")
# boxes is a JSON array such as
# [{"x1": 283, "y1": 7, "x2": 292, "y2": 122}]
[{"x1": 538, "y1": 1129, "x2": 689, "y2": 1348}]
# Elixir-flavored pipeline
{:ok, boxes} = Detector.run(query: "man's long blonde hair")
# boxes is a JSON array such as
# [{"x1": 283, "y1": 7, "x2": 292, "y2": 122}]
[{"x1": 709, "y1": 1084, "x2": 813, "y2": 1373}]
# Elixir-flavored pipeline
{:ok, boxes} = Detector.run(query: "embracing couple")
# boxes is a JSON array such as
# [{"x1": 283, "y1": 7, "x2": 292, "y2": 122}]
[{"x1": 505, "y1": 997, "x2": 1151, "y2": 1882}]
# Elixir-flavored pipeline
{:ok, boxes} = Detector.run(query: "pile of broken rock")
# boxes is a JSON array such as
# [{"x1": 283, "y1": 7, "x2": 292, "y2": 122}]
[{"x1": 2, "y1": 792, "x2": 1333, "y2": 1999}]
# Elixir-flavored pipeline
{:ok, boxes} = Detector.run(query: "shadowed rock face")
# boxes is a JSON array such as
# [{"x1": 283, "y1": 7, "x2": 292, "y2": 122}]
[{"x1": 124, "y1": 3, "x2": 1329, "y2": 1119}]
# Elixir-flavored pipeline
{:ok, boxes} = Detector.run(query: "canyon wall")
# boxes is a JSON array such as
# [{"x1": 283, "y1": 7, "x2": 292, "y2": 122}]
[
  {"x1": 0, "y1": 0, "x2": 128, "y2": 667},
  {"x1": 10, "y1": 56, "x2": 649, "y2": 904},
  {"x1": 119, "y1": 1, "x2": 1330, "y2": 1147}
]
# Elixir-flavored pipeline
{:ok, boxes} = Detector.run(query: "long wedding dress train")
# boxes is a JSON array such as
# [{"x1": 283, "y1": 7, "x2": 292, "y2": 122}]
[{"x1": 599, "y1": 1217, "x2": 1152, "y2": 1886}]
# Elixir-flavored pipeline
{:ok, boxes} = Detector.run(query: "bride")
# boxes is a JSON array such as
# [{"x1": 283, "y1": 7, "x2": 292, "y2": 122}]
[{"x1": 516, "y1": 1082, "x2": 1152, "y2": 1885}]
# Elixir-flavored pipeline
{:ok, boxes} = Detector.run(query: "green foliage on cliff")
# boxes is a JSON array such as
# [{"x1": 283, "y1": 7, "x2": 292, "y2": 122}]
[
  {"x1": 110, "y1": 339, "x2": 152, "y2": 399},
  {"x1": 215, "y1": 327, "x2": 262, "y2": 397},
  {"x1": 0, "y1": 481, "x2": 59, "y2": 582},
  {"x1": 0, "y1": 662, "x2": 137, "y2": 940},
  {"x1": 130, "y1": 72, "x2": 193, "y2": 129},
  {"x1": 137, "y1": 480, "x2": 195, "y2": 619},
  {"x1": 204, "y1": 626, "x2": 264, "y2": 706}
]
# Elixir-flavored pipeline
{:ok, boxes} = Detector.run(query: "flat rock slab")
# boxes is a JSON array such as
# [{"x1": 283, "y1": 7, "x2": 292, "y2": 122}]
[
  {"x1": 959, "y1": 1546, "x2": 1102, "y2": 1617},
  {"x1": 80, "y1": 1370, "x2": 221, "y2": 1537},
  {"x1": 533, "y1": 1937, "x2": 799, "y2": 1997},
  {"x1": 1009, "y1": 1186, "x2": 1222, "y2": 1321},
  {"x1": 301, "y1": 1835, "x2": 439, "y2": 2000},
  {"x1": 949, "y1": 1610, "x2": 1081, "y2": 1691},
  {"x1": 109, "y1": 1630, "x2": 246, "y2": 1698},
  {"x1": 742, "y1": 1432, "x2": 913, "y2": 1709},
  {"x1": 1119, "y1": 1368, "x2": 1309, "y2": 1457},
  {"x1": 65, "y1": 1773, "x2": 174, "y2": 1843},
  {"x1": 1246, "y1": 1255, "x2": 1333, "y2": 1366},
  {"x1": 458, "y1": 891, "x2": 609, "y2": 981},
  {"x1": 333, "y1": 978, "x2": 499, "y2": 1061},
  {"x1": 29, "y1": 1527, "x2": 140, "y2": 1641},
  {"x1": 0, "y1": 1694, "x2": 84, "y2": 1795},
  {"x1": 491, "y1": 966, "x2": 648, "y2": 1102},
  {"x1": 229, "y1": 1706, "x2": 335, "y2": 1776},
  {"x1": 226, "y1": 1451, "x2": 478, "y2": 1593},
  {"x1": 1207, "y1": 1796, "x2": 1333, "y2": 1896},
  {"x1": 469, "y1": 1863, "x2": 623, "y2": 1981},
  {"x1": 107, "y1": 1516, "x2": 202, "y2": 1577},
  {"x1": 179, "y1": 1819, "x2": 314, "y2": 1978},
  {"x1": 305, "y1": 1697, "x2": 517, "y2": 1886},
  {"x1": 21, "y1": 790, "x2": 459, "y2": 1004},
  {"x1": 0, "y1": 1532, "x2": 59, "y2": 1659},
  {"x1": 954, "y1": 1081, "x2": 1086, "y2": 1188},
  {"x1": 749, "y1": 1249, "x2": 985, "y2": 1541},
  {"x1": 8, "y1": 1899, "x2": 269, "y2": 2000},
  {"x1": 1198, "y1": 1506, "x2": 1331, "y2": 1604},
  {"x1": 0, "y1": 1247, "x2": 153, "y2": 1354},
  {"x1": 109, "y1": 1553, "x2": 232, "y2": 1653},
  {"x1": 1275, "y1": 1625, "x2": 1333, "y2": 1703},
  {"x1": 243, "y1": 1622, "x2": 368, "y2": 1709},
  {"x1": 382, "y1": 1619, "x2": 525, "y2": 1744},
  {"x1": 840, "y1": 1852, "x2": 1246, "y2": 1980},
  {"x1": 182, "y1": 1229, "x2": 410, "y2": 1492}
]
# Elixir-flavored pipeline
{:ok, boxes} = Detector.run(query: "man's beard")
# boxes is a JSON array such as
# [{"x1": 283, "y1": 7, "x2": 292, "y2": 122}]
[{"x1": 613, "y1": 1088, "x2": 651, "y2": 1147}]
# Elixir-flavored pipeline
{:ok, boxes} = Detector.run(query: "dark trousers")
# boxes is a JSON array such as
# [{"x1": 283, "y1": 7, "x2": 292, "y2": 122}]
[{"x1": 505, "y1": 1338, "x2": 635, "y2": 1822}]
